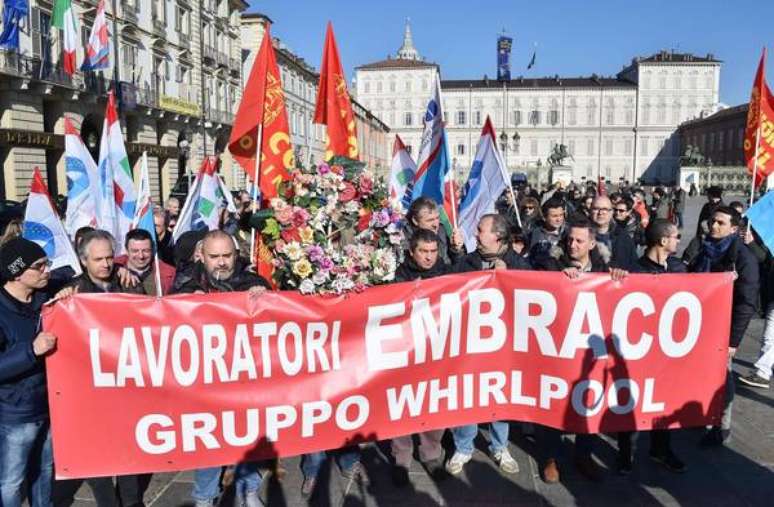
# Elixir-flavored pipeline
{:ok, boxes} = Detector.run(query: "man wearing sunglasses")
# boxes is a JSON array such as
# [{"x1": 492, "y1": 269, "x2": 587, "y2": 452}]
[
  {"x1": 612, "y1": 196, "x2": 645, "y2": 247},
  {"x1": 0, "y1": 238, "x2": 58, "y2": 507},
  {"x1": 616, "y1": 219, "x2": 687, "y2": 475},
  {"x1": 589, "y1": 196, "x2": 638, "y2": 270}
]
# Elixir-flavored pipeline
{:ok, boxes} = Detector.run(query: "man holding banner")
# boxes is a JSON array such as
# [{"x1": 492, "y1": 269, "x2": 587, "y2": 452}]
[
  {"x1": 170, "y1": 230, "x2": 269, "y2": 507},
  {"x1": 446, "y1": 214, "x2": 529, "y2": 476}
]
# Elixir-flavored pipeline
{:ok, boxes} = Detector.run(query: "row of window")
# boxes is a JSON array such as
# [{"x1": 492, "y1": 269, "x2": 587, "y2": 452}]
[
  {"x1": 446, "y1": 136, "x2": 676, "y2": 158},
  {"x1": 641, "y1": 74, "x2": 714, "y2": 91},
  {"x1": 686, "y1": 128, "x2": 746, "y2": 155},
  {"x1": 362, "y1": 79, "x2": 430, "y2": 94}
]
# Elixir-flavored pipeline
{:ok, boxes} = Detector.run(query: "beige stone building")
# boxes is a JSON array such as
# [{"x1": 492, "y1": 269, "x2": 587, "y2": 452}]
[{"x1": 0, "y1": 0, "x2": 248, "y2": 203}]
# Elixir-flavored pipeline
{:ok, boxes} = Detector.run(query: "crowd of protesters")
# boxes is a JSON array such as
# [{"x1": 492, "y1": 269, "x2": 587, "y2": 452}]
[{"x1": 0, "y1": 176, "x2": 769, "y2": 506}]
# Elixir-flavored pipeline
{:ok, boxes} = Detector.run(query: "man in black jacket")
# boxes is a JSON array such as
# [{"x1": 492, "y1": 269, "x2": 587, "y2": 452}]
[
  {"x1": 446, "y1": 214, "x2": 527, "y2": 477},
  {"x1": 533, "y1": 219, "x2": 626, "y2": 484},
  {"x1": 55, "y1": 230, "x2": 145, "y2": 507},
  {"x1": 589, "y1": 195, "x2": 638, "y2": 270},
  {"x1": 0, "y1": 238, "x2": 58, "y2": 507},
  {"x1": 689, "y1": 206, "x2": 759, "y2": 446},
  {"x1": 171, "y1": 230, "x2": 269, "y2": 507},
  {"x1": 402, "y1": 197, "x2": 464, "y2": 265},
  {"x1": 390, "y1": 229, "x2": 449, "y2": 487},
  {"x1": 617, "y1": 219, "x2": 686, "y2": 474}
]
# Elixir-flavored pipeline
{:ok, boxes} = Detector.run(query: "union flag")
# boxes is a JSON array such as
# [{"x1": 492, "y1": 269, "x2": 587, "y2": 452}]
[
  {"x1": 744, "y1": 48, "x2": 774, "y2": 187},
  {"x1": 228, "y1": 23, "x2": 292, "y2": 201},
  {"x1": 313, "y1": 22, "x2": 359, "y2": 161}
]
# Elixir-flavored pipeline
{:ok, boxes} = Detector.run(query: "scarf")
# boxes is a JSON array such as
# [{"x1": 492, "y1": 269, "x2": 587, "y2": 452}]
[
  {"x1": 477, "y1": 243, "x2": 510, "y2": 269},
  {"x1": 695, "y1": 235, "x2": 735, "y2": 273}
]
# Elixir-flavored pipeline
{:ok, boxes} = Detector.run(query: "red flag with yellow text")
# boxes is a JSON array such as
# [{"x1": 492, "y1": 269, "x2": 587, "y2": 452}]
[
  {"x1": 313, "y1": 22, "x2": 359, "y2": 161},
  {"x1": 228, "y1": 24, "x2": 292, "y2": 200},
  {"x1": 744, "y1": 48, "x2": 774, "y2": 187}
]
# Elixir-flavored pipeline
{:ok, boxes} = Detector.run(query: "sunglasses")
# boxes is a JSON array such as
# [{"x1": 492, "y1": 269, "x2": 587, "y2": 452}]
[{"x1": 29, "y1": 259, "x2": 52, "y2": 272}]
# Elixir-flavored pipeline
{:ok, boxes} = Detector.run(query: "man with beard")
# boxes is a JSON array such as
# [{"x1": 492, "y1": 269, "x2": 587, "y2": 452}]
[
  {"x1": 689, "y1": 207, "x2": 759, "y2": 447},
  {"x1": 390, "y1": 229, "x2": 449, "y2": 486},
  {"x1": 171, "y1": 230, "x2": 269, "y2": 507},
  {"x1": 445, "y1": 214, "x2": 528, "y2": 477}
]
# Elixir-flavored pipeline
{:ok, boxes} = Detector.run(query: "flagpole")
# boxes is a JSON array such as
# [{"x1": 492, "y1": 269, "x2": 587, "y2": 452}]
[
  {"x1": 143, "y1": 151, "x2": 163, "y2": 298},
  {"x1": 749, "y1": 124, "x2": 762, "y2": 207},
  {"x1": 249, "y1": 124, "x2": 264, "y2": 265}
]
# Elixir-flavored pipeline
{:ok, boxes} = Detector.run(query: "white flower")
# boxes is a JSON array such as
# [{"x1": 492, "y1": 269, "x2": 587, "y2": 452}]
[
  {"x1": 312, "y1": 271, "x2": 329, "y2": 285},
  {"x1": 283, "y1": 242, "x2": 304, "y2": 261},
  {"x1": 299, "y1": 279, "x2": 316, "y2": 294}
]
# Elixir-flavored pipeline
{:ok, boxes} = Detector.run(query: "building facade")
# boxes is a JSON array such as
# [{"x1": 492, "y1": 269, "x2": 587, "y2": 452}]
[
  {"x1": 355, "y1": 22, "x2": 722, "y2": 185},
  {"x1": 240, "y1": 13, "x2": 390, "y2": 178},
  {"x1": 0, "y1": 0, "x2": 248, "y2": 202},
  {"x1": 677, "y1": 103, "x2": 751, "y2": 191}
]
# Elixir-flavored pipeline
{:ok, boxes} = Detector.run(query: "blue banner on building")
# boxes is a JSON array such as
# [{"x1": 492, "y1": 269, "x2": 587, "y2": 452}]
[{"x1": 497, "y1": 35, "x2": 512, "y2": 81}]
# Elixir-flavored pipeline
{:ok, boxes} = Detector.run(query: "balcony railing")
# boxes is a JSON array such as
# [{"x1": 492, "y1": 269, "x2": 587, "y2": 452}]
[
  {"x1": 84, "y1": 72, "x2": 110, "y2": 95},
  {"x1": 0, "y1": 49, "x2": 80, "y2": 88}
]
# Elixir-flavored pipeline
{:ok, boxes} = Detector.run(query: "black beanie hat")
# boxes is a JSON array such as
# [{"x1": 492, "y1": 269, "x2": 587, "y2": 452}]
[
  {"x1": 0, "y1": 237, "x2": 47, "y2": 282},
  {"x1": 174, "y1": 229, "x2": 207, "y2": 267}
]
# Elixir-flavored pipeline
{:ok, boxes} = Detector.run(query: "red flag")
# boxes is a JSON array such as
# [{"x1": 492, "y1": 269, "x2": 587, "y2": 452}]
[
  {"x1": 228, "y1": 24, "x2": 292, "y2": 201},
  {"x1": 313, "y1": 22, "x2": 359, "y2": 160},
  {"x1": 744, "y1": 48, "x2": 774, "y2": 187},
  {"x1": 597, "y1": 176, "x2": 607, "y2": 196}
]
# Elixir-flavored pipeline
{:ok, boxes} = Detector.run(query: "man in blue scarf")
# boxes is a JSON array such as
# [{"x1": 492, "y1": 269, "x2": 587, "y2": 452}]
[{"x1": 689, "y1": 206, "x2": 759, "y2": 446}]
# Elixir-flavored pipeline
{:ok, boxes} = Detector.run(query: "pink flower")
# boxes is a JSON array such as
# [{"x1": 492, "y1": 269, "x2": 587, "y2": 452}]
[
  {"x1": 359, "y1": 175, "x2": 374, "y2": 195},
  {"x1": 318, "y1": 163, "x2": 331, "y2": 175},
  {"x1": 275, "y1": 206, "x2": 294, "y2": 225},
  {"x1": 340, "y1": 181, "x2": 358, "y2": 203},
  {"x1": 292, "y1": 207, "x2": 310, "y2": 227}
]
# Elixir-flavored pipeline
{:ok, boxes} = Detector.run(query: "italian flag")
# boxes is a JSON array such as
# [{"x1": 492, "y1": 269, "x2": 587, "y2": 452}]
[{"x1": 52, "y1": 0, "x2": 77, "y2": 76}]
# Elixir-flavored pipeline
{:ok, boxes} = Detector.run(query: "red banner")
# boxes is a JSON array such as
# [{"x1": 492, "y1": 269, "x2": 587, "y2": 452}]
[
  {"x1": 744, "y1": 48, "x2": 774, "y2": 186},
  {"x1": 43, "y1": 271, "x2": 732, "y2": 479}
]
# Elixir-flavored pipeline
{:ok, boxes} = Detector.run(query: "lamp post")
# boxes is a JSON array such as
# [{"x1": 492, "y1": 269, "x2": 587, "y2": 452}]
[{"x1": 706, "y1": 158, "x2": 713, "y2": 190}]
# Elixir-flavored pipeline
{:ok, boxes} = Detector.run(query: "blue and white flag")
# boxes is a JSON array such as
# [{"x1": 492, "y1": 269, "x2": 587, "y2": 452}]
[
  {"x1": 81, "y1": 0, "x2": 110, "y2": 71},
  {"x1": 0, "y1": 0, "x2": 28, "y2": 50},
  {"x1": 389, "y1": 135, "x2": 416, "y2": 212},
  {"x1": 412, "y1": 73, "x2": 449, "y2": 205},
  {"x1": 131, "y1": 152, "x2": 156, "y2": 244},
  {"x1": 747, "y1": 189, "x2": 774, "y2": 255},
  {"x1": 458, "y1": 116, "x2": 510, "y2": 253},
  {"x1": 23, "y1": 168, "x2": 82, "y2": 275}
]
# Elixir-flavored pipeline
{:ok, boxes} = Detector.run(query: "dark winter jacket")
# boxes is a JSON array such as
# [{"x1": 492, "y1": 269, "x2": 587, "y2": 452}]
[
  {"x1": 527, "y1": 225, "x2": 565, "y2": 265},
  {"x1": 171, "y1": 261, "x2": 271, "y2": 294},
  {"x1": 614, "y1": 214, "x2": 645, "y2": 247},
  {"x1": 689, "y1": 236, "x2": 759, "y2": 348},
  {"x1": 402, "y1": 223, "x2": 462, "y2": 266},
  {"x1": 532, "y1": 242, "x2": 610, "y2": 273},
  {"x1": 70, "y1": 269, "x2": 146, "y2": 295},
  {"x1": 634, "y1": 254, "x2": 687, "y2": 274},
  {"x1": 0, "y1": 287, "x2": 50, "y2": 423},
  {"x1": 453, "y1": 248, "x2": 531, "y2": 273},
  {"x1": 394, "y1": 257, "x2": 449, "y2": 282},
  {"x1": 595, "y1": 222, "x2": 638, "y2": 270}
]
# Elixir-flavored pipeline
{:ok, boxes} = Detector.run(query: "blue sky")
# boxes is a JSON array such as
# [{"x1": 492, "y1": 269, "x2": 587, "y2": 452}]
[{"x1": 248, "y1": 0, "x2": 773, "y2": 106}]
